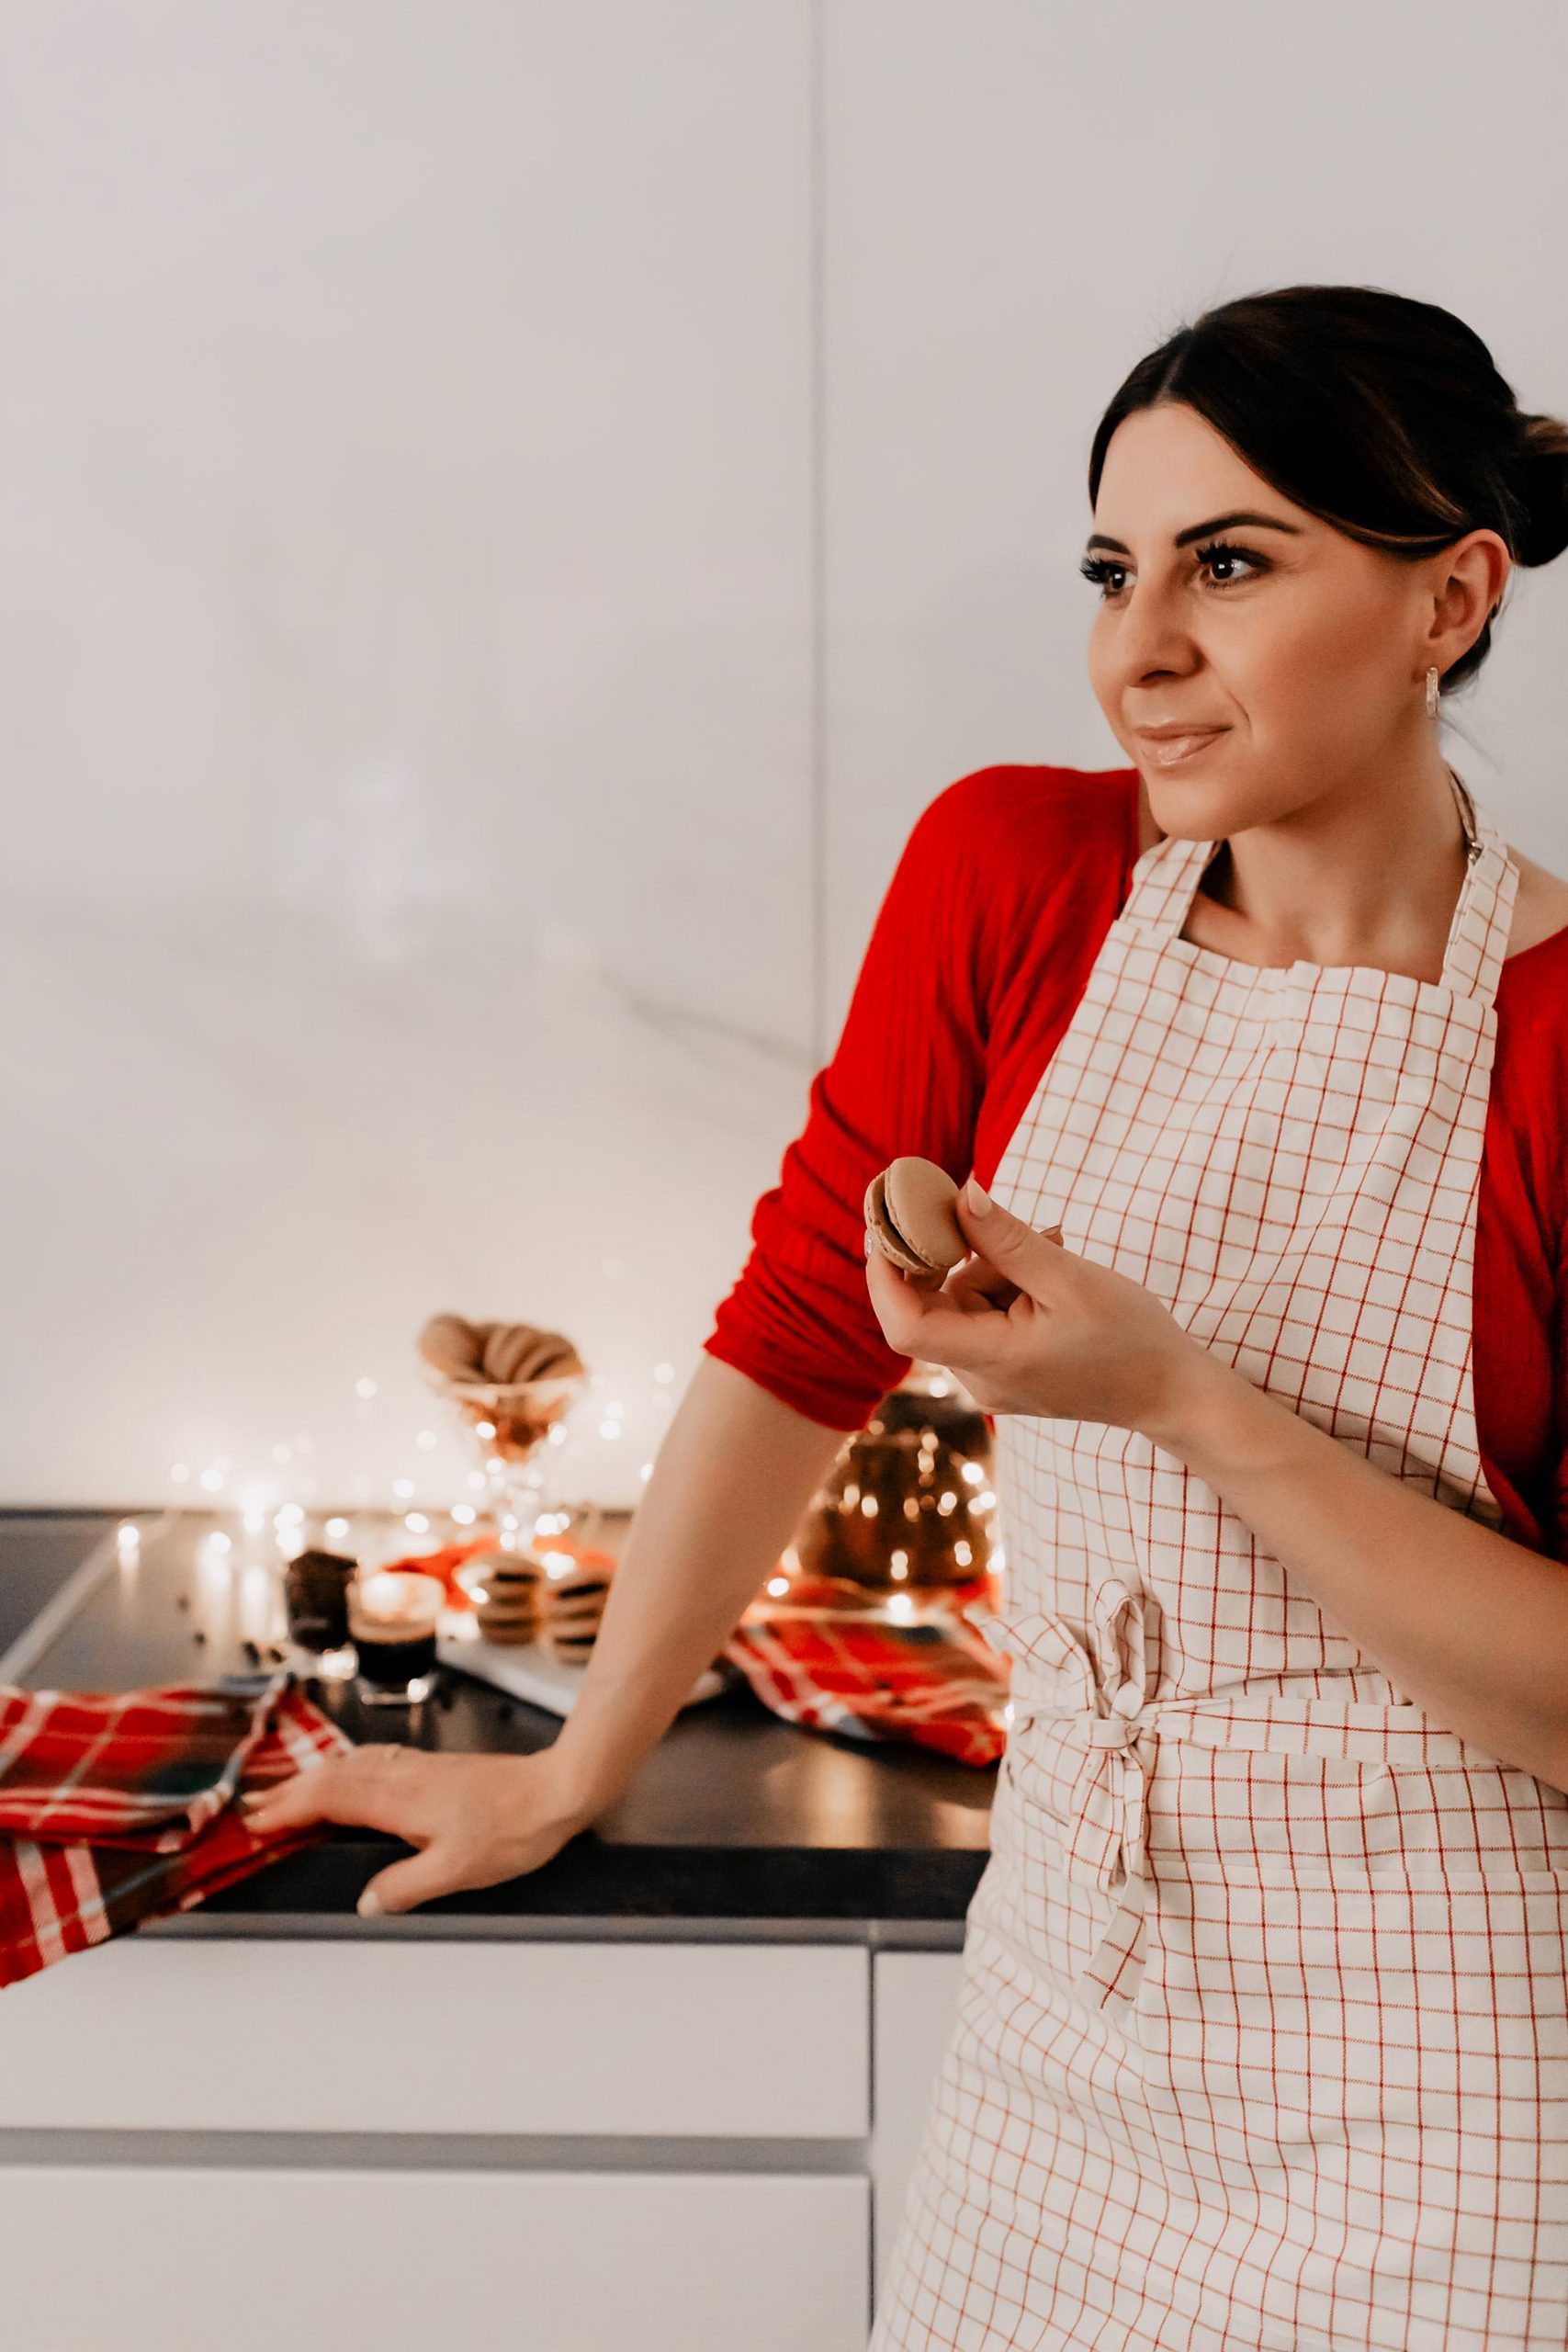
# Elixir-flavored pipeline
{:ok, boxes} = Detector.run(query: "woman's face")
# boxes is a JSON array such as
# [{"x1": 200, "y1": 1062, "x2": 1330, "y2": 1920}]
[{"x1": 1084, "y1": 401, "x2": 1496, "y2": 839}]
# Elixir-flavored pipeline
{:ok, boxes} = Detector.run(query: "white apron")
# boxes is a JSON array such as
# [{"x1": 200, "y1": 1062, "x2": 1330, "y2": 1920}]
[{"x1": 871, "y1": 776, "x2": 1568, "y2": 2351}]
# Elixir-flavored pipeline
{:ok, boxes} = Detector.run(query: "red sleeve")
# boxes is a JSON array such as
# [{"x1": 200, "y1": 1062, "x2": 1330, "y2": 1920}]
[
  {"x1": 1476, "y1": 926, "x2": 1568, "y2": 1560},
  {"x1": 701, "y1": 763, "x2": 1137, "y2": 1430}
]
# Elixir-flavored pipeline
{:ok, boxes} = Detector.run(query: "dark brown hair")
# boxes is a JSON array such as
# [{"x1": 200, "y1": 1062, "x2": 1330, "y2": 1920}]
[{"x1": 1088, "y1": 285, "x2": 1568, "y2": 695}]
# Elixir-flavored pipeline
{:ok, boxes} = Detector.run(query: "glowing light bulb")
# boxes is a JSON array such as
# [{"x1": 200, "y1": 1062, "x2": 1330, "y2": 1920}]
[
  {"x1": 404, "y1": 1512, "x2": 429, "y2": 1534},
  {"x1": 766, "y1": 1576, "x2": 791, "y2": 1598},
  {"x1": 355, "y1": 1378, "x2": 378, "y2": 1400},
  {"x1": 416, "y1": 1430, "x2": 437, "y2": 1451},
  {"x1": 475, "y1": 1421, "x2": 496, "y2": 1442},
  {"x1": 325, "y1": 1517, "x2": 350, "y2": 1540},
  {"x1": 653, "y1": 1363, "x2": 674, "y2": 1384},
  {"x1": 392, "y1": 1479, "x2": 415, "y2": 1500},
  {"x1": 198, "y1": 1468, "x2": 224, "y2": 1494},
  {"x1": 887, "y1": 1592, "x2": 914, "y2": 1621},
  {"x1": 170, "y1": 1464, "x2": 190, "y2": 1485},
  {"x1": 451, "y1": 1503, "x2": 476, "y2": 1526},
  {"x1": 206, "y1": 1531, "x2": 232, "y2": 1556}
]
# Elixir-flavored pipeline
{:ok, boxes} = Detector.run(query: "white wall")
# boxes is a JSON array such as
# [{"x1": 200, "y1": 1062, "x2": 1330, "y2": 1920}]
[{"x1": 3, "y1": 1, "x2": 1564, "y2": 1509}]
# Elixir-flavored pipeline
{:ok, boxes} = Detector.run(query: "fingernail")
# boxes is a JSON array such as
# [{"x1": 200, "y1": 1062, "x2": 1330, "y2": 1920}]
[
  {"x1": 964, "y1": 1175, "x2": 993, "y2": 1213},
  {"x1": 357, "y1": 1886, "x2": 383, "y2": 1918}
]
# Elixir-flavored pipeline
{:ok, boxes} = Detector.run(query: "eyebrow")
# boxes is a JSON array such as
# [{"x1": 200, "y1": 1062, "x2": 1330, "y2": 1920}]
[{"x1": 1083, "y1": 510, "x2": 1307, "y2": 556}]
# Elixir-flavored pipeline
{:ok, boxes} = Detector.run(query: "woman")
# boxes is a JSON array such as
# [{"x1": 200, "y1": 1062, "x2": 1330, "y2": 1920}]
[{"x1": 247, "y1": 285, "x2": 1568, "y2": 2346}]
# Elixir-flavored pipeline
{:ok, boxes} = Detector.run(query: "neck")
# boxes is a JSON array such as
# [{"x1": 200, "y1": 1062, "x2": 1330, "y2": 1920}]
[{"x1": 1200, "y1": 736, "x2": 1469, "y2": 977}]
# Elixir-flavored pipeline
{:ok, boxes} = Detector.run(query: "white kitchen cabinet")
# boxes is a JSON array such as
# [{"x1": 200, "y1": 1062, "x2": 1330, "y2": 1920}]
[
  {"x1": 0, "y1": 2165, "x2": 870, "y2": 2352},
  {"x1": 871, "y1": 1949, "x2": 965, "y2": 2291},
  {"x1": 0, "y1": 1935, "x2": 867, "y2": 2137},
  {"x1": 0, "y1": 1928, "x2": 973, "y2": 2346}
]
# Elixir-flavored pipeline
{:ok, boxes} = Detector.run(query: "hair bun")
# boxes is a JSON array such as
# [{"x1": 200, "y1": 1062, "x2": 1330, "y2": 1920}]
[{"x1": 1512, "y1": 410, "x2": 1568, "y2": 567}]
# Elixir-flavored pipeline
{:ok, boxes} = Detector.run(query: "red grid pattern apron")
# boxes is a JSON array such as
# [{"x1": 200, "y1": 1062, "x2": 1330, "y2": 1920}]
[{"x1": 871, "y1": 778, "x2": 1568, "y2": 2350}]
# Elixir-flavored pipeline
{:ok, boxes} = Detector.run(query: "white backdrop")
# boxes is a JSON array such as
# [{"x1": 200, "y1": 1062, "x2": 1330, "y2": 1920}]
[{"x1": 3, "y1": 0, "x2": 1564, "y2": 1510}]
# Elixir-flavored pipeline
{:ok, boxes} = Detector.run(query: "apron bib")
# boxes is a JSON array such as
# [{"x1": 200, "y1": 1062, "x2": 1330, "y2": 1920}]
[{"x1": 873, "y1": 776, "x2": 1568, "y2": 2352}]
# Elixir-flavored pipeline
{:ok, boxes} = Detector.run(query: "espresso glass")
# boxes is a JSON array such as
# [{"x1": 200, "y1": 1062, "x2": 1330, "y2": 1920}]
[{"x1": 347, "y1": 1570, "x2": 443, "y2": 1704}]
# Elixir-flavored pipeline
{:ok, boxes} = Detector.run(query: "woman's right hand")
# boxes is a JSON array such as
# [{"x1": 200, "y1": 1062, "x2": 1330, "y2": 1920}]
[{"x1": 240, "y1": 1743, "x2": 599, "y2": 1917}]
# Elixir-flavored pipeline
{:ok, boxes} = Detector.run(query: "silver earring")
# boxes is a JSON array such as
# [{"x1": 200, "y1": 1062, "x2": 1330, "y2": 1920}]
[{"x1": 1426, "y1": 665, "x2": 1439, "y2": 719}]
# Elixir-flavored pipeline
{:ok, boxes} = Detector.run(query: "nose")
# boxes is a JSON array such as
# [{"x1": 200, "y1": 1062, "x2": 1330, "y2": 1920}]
[{"x1": 1099, "y1": 575, "x2": 1201, "y2": 695}]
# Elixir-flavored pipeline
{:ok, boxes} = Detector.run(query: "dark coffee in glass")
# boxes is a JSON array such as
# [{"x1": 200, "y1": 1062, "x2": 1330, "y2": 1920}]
[{"x1": 348, "y1": 1572, "x2": 442, "y2": 1704}]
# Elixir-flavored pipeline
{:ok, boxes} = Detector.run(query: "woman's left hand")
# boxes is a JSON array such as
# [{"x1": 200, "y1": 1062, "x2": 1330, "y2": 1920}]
[{"x1": 865, "y1": 1177, "x2": 1202, "y2": 1437}]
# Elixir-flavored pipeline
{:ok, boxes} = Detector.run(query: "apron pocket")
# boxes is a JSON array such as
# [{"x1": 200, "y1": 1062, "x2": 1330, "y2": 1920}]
[{"x1": 1134, "y1": 1865, "x2": 1568, "y2": 2348}]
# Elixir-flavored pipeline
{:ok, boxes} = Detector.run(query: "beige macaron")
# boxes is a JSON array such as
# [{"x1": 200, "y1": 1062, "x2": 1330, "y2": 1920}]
[
  {"x1": 863, "y1": 1157, "x2": 970, "y2": 1277},
  {"x1": 417, "y1": 1312, "x2": 485, "y2": 1380}
]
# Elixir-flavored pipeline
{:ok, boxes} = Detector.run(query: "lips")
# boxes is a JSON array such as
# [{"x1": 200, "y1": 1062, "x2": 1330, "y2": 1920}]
[
  {"x1": 1134, "y1": 724, "x2": 1227, "y2": 742},
  {"x1": 1134, "y1": 724, "x2": 1229, "y2": 767}
]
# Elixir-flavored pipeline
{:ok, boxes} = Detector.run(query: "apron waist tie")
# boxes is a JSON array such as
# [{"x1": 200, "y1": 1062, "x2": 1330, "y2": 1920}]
[{"x1": 1048, "y1": 1692, "x2": 1158, "y2": 2015}]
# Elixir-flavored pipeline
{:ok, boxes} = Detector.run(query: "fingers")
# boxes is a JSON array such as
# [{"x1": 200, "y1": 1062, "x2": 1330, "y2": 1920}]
[
  {"x1": 357, "y1": 1846, "x2": 456, "y2": 1918},
  {"x1": 241, "y1": 1751, "x2": 409, "y2": 1838},
  {"x1": 942, "y1": 1256, "x2": 1022, "y2": 1312},
  {"x1": 240, "y1": 1773, "x2": 336, "y2": 1838}
]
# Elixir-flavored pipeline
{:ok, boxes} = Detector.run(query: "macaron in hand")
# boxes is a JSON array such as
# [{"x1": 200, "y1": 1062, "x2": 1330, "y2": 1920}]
[{"x1": 863, "y1": 1157, "x2": 971, "y2": 1279}]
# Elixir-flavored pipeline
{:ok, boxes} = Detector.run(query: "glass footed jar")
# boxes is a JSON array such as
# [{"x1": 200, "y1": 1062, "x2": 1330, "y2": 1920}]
[{"x1": 425, "y1": 1366, "x2": 589, "y2": 1554}]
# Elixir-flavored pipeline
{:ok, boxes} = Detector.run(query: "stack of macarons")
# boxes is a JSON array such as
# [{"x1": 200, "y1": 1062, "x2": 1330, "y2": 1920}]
[
  {"x1": 863, "y1": 1158, "x2": 971, "y2": 1278},
  {"x1": 456, "y1": 1550, "x2": 548, "y2": 1644},
  {"x1": 539, "y1": 1559, "x2": 615, "y2": 1663},
  {"x1": 456, "y1": 1544, "x2": 616, "y2": 1660}
]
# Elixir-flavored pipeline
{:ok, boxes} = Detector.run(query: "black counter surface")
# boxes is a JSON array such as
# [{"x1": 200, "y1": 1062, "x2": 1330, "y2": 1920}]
[{"x1": 0, "y1": 1510, "x2": 994, "y2": 1938}]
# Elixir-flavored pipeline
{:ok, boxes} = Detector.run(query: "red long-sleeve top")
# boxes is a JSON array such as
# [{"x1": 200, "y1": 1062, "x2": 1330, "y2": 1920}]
[{"x1": 703, "y1": 764, "x2": 1568, "y2": 1560}]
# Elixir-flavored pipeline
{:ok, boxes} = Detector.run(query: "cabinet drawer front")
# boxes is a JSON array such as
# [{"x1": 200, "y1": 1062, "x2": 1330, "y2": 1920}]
[
  {"x1": 0, "y1": 1938, "x2": 869, "y2": 2137},
  {"x1": 872, "y1": 1950, "x2": 964, "y2": 2290},
  {"x1": 0, "y1": 2165, "x2": 870, "y2": 2352}
]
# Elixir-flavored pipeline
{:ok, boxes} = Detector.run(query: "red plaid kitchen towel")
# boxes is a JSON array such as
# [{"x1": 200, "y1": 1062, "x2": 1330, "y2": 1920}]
[
  {"x1": 0, "y1": 1675, "x2": 351, "y2": 1990},
  {"x1": 723, "y1": 1578, "x2": 1010, "y2": 1768}
]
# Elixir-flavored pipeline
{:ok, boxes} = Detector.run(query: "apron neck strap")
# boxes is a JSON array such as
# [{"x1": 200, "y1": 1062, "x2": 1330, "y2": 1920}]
[{"x1": 1122, "y1": 766, "x2": 1517, "y2": 1006}]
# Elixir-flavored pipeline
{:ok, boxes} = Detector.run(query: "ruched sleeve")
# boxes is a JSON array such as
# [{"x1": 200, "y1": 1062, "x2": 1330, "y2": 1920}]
[{"x1": 700, "y1": 763, "x2": 1138, "y2": 1430}]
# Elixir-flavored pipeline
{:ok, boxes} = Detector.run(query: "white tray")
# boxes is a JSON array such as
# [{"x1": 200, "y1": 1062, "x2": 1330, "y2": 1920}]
[{"x1": 437, "y1": 1626, "x2": 728, "y2": 1719}]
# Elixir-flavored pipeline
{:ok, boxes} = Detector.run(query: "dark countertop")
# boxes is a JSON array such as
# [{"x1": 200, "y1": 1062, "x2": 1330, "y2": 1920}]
[{"x1": 0, "y1": 1510, "x2": 994, "y2": 1943}]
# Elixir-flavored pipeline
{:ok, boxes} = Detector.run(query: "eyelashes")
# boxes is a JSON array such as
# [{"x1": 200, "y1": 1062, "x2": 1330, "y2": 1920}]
[{"x1": 1078, "y1": 539, "x2": 1268, "y2": 602}]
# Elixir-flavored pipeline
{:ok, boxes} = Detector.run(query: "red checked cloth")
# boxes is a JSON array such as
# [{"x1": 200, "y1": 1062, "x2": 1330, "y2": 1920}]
[
  {"x1": 723, "y1": 1577, "x2": 1010, "y2": 1768},
  {"x1": 0, "y1": 1675, "x2": 351, "y2": 1990}
]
